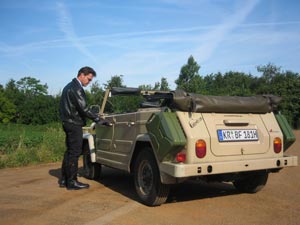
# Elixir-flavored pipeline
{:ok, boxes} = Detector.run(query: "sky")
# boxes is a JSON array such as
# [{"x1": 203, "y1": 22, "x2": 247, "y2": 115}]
[{"x1": 1, "y1": 0, "x2": 300, "y2": 94}]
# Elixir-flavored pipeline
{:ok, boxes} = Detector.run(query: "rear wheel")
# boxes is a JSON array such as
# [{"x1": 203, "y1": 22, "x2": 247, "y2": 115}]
[
  {"x1": 233, "y1": 170, "x2": 268, "y2": 193},
  {"x1": 83, "y1": 154, "x2": 101, "y2": 180},
  {"x1": 134, "y1": 148, "x2": 170, "y2": 206}
]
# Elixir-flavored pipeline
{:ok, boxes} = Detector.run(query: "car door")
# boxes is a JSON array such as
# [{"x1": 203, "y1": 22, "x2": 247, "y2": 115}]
[{"x1": 95, "y1": 112, "x2": 137, "y2": 170}]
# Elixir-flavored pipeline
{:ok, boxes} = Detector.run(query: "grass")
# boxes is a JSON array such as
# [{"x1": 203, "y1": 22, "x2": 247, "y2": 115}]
[{"x1": 0, "y1": 123, "x2": 65, "y2": 168}]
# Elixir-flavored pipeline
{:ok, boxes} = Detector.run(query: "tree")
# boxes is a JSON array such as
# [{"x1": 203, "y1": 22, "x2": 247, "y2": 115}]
[
  {"x1": 88, "y1": 80, "x2": 104, "y2": 105},
  {"x1": 16, "y1": 77, "x2": 48, "y2": 96},
  {"x1": 176, "y1": 56, "x2": 200, "y2": 85},
  {"x1": 250, "y1": 63, "x2": 300, "y2": 127},
  {"x1": 17, "y1": 95, "x2": 59, "y2": 125},
  {"x1": 0, "y1": 91, "x2": 16, "y2": 123},
  {"x1": 4, "y1": 79, "x2": 24, "y2": 123},
  {"x1": 139, "y1": 84, "x2": 156, "y2": 91},
  {"x1": 175, "y1": 56, "x2": 204, "y2": 93},
  {"x1": 104, "y1": 75, "x2": 125, "y2": 89},
  {"x1": 257, "y1": 63, "x2": 281, "y2": 83},
  {"x1": 5, "y1": 79, "x2": 23, "y2": 105},
  {"x1": 102, "y1": 75, "x2": 141, "y2": 113},
  {"x1": 2, "y1": 77, "x2": 59, "y2": 125},
  {"x1": 139, "y1": 82, "x2": 160, "y2": 91},
  {"x1": 254, "y1": 63, "x2": 282, "y2": 94},
  {"x1": 160, "y1": 77, "x2": 170, "y2": 91},
  {"x1": 202, "y1": 71, "x2": 255, "y2": 96},
  {"x1": 139, "y1": 77, "x2": 170, "y2": 91}
]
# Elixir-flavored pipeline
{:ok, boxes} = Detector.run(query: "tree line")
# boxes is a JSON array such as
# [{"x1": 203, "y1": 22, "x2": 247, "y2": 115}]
[{"x1": 0, "y1": 56, "x2": 299, "y2": 127}]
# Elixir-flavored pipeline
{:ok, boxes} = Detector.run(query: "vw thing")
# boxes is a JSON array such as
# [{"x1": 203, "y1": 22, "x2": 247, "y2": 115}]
[{"x1": 82, "y1": 87, "x2": 297, "y2": 206}]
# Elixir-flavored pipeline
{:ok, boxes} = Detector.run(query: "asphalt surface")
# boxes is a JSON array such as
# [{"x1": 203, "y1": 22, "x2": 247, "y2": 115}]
[{"x1": 0, "y1": 131, "x2": 299, "y2": 225}]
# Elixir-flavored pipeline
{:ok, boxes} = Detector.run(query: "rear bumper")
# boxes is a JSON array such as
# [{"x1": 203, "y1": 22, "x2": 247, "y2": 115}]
[{"x1": 160, "y1": 155, "x2": 298, "y2": 178}]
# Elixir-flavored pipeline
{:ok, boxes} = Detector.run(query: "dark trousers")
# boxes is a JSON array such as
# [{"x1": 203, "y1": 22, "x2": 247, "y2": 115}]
[{"x1": 61, "y1": 122, "x2": 83, "y2": 182}]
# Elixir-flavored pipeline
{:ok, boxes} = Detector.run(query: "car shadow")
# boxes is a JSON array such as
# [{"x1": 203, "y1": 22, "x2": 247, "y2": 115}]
[
  {"x1": 91, "y1": 166, "x2": 140, "y2": 202},
  {"x1": 49, "y1": 166, "x2": 240, "y2": 204},
  {"x1": 167, "y1": 180, "x2": 239, "y2": 204},
  {"x1": 49, "y1": 166, "x2": 139, "y2": 201},
  {"x1": 71, "y1": 166, "x2": 240, "y2": 205}
]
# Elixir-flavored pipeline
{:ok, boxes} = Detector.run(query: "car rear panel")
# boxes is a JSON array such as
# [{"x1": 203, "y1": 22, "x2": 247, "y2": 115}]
[
  {"x1": 202, "y1": 113, "x2": 270, "y2": 156},
  {"x1": 176, "y1": 111, "x2": 283, "y2": 164}
]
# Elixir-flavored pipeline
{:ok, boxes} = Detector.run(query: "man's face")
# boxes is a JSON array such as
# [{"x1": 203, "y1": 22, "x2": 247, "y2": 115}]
[{"x1": 78, "y1": 73, "x2": 94, "y2": 87}]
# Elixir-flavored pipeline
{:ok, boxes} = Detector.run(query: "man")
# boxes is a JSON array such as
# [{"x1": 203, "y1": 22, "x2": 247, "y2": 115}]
[{"x1": 59, "y1": 66, "x2": 100, "y2": 190}]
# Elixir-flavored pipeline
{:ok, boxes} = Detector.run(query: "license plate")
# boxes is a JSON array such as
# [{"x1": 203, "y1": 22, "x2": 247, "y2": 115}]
[{"x1": 217, "y1": 129, "x2": 258, "y2": 142}]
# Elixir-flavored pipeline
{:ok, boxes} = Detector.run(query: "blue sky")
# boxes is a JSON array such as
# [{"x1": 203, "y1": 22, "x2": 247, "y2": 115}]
[{"x1": 1, "y1": 0, "x2": 300, "y2": 94}]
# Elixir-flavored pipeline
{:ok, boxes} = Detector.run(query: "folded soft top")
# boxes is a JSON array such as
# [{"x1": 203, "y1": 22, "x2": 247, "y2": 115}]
[
  {"x1": 171, "y1": 90, "x2": 281, "y2": 113},
  {"x1": 110, "y1": 87, "x2": 281, "y2": 113}
]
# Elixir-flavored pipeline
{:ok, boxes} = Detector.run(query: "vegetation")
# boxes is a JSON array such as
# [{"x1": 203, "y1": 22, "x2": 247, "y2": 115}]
[
  {"x1": 0, "y1": 123, "x2": 64, "y2": 168},
  {"x1": 175, "y1": 56, "x2": 300, "y2": 127},
  {"x1": 0, "y1": 56, "x2": 299, "y2": 168},
  {"x1": 1, "y1": 77, "x2": 60, "y2": 125}
]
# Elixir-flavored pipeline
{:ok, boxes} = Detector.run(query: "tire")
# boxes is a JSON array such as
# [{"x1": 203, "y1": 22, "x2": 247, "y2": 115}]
[
  {"x1": 233, "y1": 170, "x2": 269, "y2": 193},
  {"x1": 83, "y1": 154, "x2": 101, "y2": 180},
  {"x1": 134, "y1": 148, "x2": 170, "y2": 206}
]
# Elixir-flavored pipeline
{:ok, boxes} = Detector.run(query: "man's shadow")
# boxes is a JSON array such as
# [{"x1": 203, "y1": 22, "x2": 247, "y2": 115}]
[
  {"x1": 48, "y1": 167, "x2": 88, "y2": 184},
  {"x1": 49, "y1": 167, "x2": 62, "y2": 185}
]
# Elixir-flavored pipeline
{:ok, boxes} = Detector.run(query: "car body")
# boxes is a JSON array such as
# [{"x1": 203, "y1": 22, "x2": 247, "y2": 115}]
[{"x1": 82, "y1": 87, "x2": 298, "y2": 206}]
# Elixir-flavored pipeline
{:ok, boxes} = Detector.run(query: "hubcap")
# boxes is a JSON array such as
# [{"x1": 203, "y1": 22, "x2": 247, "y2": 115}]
[{"x1": 138, "y1": 160, "x2": 154, "y2": 195}]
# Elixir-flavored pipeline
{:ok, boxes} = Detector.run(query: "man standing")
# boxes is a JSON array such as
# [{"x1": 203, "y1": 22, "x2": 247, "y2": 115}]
[{"x1": 59, "y1": 66, "x2": 100, "y2": 190}]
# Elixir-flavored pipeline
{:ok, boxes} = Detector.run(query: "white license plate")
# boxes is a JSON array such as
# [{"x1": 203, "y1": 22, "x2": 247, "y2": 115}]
[{"x1": 217, "y1": 129, "x2": 258, "y2": 142}]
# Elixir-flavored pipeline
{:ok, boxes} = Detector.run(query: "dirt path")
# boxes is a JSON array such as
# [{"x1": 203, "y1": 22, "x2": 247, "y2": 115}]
[{"x1": 0, "y1": 131, "x2": 299, "y2": 225}]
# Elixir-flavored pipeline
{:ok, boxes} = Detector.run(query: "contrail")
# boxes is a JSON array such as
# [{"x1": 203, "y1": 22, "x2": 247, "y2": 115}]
[
  {"x1": 56, "y1": 1, "x2": 98, "y2": 64},
  {"x1": 195, "y1": 0, "x2": 261, "y2": 63}
]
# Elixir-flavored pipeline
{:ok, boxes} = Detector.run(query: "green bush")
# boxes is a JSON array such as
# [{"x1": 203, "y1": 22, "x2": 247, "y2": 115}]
[{"x1": 0, "y1": 123, "x2": 65, "y2": 168}]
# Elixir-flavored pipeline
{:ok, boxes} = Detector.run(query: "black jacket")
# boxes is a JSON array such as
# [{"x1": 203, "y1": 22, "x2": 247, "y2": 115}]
[{"x1": 60, "y1": 78, "x2": 98, "y2": 126}]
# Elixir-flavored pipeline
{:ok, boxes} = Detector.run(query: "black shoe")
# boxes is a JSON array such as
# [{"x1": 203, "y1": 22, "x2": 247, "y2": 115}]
[
  {"x1": 67, "y1": 180, "x2": 90, "y2": 190},
  {"x1": 59, "y1": 177, "x2": 66, "y2": 188}
]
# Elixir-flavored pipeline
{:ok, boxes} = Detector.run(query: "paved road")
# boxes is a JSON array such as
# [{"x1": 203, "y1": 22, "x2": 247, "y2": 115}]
[{"x1": 0, "y1": 131, "x2": 299, "y2": 225}]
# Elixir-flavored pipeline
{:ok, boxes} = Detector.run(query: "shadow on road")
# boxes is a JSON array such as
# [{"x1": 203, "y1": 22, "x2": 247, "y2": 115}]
[
  {"x1": 48, "y1": 165, "x2": 240, "y2": 204},
  {"x1": 167, "y1": 180, "x2": 239, "y2": 204},
  {"x1": 48, "y1": 166, "x2": 140, "y2": 201},
  {"x1": 48, "y1": 165, "x2": 240, "y2": 205},
  {"x1": 93, "y1": 166, "x2": 140, "y2": 202},
  {"x1": 49, "y1": 167, "x2": 62, "y2": 186},
  {"x1": 49, "y1": 168, "x2": 61, "y2": 179}
]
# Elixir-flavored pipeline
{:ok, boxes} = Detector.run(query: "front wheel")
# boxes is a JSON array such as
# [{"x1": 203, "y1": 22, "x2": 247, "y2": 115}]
[
  {"x1": 134, "y1": 148, "x2": 170, "y2": 206},
  {"x1": 83, "y1": 154, "x2": 101, "y2": 180},
  {"x1": 233, "y1": 170, "x2": 269, "y2": 193}
]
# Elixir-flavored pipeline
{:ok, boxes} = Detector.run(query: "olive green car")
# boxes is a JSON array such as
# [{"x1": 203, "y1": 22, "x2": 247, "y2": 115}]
[{"x1": 82, "y1": 87, "x2": 298, "y2": 206}]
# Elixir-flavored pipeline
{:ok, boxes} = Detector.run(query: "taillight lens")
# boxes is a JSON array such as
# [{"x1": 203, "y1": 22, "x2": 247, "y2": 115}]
[
  {"x1": 273, "y1": 137, "x2": 282, "y2": 153},
  {"x1": 176, "y1": 152, "x2": 186, "y2": 162},
  {"x1": 196, "y1": 139, "x2": 206, "y2": 158}
]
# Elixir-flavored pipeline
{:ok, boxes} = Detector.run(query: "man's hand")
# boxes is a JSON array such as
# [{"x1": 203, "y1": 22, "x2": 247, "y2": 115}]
[{"x1": 94, "y1": 117, "x2": 112, "y2": 126}]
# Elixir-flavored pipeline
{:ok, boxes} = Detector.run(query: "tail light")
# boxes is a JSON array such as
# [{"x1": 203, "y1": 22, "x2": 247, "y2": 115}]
[
  {"x1": 196, "y1": 139, "x2": 206, "y2": 158},
  {"x1": 176, "y1": 152, "x2": 186, "y2": 162},
  {"x1": 273, "y1": 137, "x2": 282, "y2": 153}
]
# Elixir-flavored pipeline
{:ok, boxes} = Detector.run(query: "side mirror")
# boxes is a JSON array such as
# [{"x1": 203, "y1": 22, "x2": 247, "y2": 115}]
[{"x1": 90, "y1": 105, "x2": 100, "y2": 114}]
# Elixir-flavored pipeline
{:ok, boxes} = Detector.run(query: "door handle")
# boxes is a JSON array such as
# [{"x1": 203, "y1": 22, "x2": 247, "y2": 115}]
[{"x1": 128, "y1": 122, "x2": 135, "y2": 126}]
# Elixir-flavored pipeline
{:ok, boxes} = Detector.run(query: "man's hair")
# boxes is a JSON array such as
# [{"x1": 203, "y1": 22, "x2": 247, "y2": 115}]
[{"x1": 77, "y1": 66, "x2": 97, "y2": 77}]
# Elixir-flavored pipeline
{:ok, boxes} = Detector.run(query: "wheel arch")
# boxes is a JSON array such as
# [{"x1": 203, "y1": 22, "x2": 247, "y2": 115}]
[
  {"x1": 129, "y1": 136, "x2": 177, "y2": 185},
  {"x1": 130, "y1": 140, "x2": 153, "y2": 175}
]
